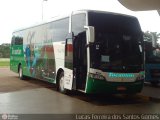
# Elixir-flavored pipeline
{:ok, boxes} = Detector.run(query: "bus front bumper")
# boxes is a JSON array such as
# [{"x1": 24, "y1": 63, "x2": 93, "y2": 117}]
[{"x1": 86, "y1": 77, "x2": 144, "y2": 94}]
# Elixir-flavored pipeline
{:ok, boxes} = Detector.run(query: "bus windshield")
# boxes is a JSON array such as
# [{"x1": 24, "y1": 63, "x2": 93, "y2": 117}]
[{"x1": 88, "y1": 12, "x2": 143, "y2": 72}]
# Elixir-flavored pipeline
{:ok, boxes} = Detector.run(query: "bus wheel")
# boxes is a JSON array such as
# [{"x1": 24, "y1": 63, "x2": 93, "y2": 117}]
[
  {"x1": 19, "y1": 65, "x2": 25, "y2": 80},
  {"x1": 58, "y1": 72, "x2": 67, "y2": 94}
]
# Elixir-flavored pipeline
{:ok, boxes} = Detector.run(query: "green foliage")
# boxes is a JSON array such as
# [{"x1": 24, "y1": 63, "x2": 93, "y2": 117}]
[
  {"x1": 0, "y1": 43, "x2": 10, "y2": 58},
  {"x1": 143, "y1": 31, "x2": 160, "y2": 42},
  {"x1": 143, "y1": 31, "x2": 152, "y2": 42},
  {"x1": 151, "y1": 32, "x2": 160, "y2": 42}
]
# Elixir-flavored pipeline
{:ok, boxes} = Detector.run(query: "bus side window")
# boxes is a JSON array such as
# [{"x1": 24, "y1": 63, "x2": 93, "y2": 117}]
[{"x1": 52, "y1": 17, "x2": 69, "y2": 42}]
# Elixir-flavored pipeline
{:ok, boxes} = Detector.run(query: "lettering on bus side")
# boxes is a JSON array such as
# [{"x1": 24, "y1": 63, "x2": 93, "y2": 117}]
[{"x1": 12, "y1": 49, "x2": 22, "y2": 55}]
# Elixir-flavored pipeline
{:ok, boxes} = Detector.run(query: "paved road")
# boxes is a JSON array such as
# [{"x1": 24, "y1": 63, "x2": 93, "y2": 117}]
[
  {"x1": 0, "y1": 68, "x2": 159, "y2": 114},
  {"x1": 142, "y1": 82, "x2": 160, "y2": 99}
]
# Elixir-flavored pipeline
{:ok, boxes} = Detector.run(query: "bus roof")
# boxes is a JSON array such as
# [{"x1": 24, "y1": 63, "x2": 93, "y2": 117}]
[{"x1": 13, "y1": 10, "x2": 136, "y2": 33}]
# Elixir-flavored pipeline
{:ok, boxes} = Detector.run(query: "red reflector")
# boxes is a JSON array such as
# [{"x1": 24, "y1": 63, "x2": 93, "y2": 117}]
[{"x1": 117, "y1": 86, "x2": 126, "y2": 91}]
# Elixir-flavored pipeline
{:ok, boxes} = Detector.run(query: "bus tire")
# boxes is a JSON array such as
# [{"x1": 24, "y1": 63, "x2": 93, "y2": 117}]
[
  {"x1": 19, "y1": 65, "x2": 25, "y2": 80},
  {"x1": 58, "y1": 71, "x2": 67, "y2": 94}
]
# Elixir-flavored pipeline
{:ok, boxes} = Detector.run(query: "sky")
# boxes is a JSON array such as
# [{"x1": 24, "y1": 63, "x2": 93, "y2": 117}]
[{"x1": 0, "y1": 0, "x2": 159, "y2": 45}]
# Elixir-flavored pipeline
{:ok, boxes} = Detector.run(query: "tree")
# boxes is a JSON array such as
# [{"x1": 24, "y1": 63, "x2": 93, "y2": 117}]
[
  {"x1": 150, "y1": 32, "x2": 160, "y2": 43},
  {"x1": 143, "y1": 31, "x2": 152, "y2": 42},
  {"x1": 0, "y1": 43, "x2": 10, "y2": 58},
  {"x1": 143, "y1": 31, "x2": 160, "y2": 47}
]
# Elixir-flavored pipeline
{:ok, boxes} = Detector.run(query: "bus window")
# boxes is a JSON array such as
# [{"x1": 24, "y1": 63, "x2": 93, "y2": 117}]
[
  {"x1": 51, "y1": 17, "x2": 69, "y2": 42},
  {"x1": 72, "y1": 13, "x2": 86, "y2": 36},
  {"x1": 88, "y1": 11, "x2": 143, "y2": 73},
  {"x1": 15, "y1": 36, "x2": 23, "y2": 45}
]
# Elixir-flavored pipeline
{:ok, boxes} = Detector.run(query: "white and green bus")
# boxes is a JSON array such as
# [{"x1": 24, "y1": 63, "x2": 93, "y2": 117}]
[{"x1": 10, "y1": 10, "x2": 144, "y2": 94}]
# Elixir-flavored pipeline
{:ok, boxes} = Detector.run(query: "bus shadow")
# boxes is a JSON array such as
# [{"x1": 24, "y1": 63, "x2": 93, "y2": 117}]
[
  {"x1": 0, "y1": 76, "x2": 57, "y2": 94},
  {"x1": 18, "y1": 78, "x2": 150, "y2": 106},
  {"x1": 17, "y1": 77, "x2": 57, "y2": 91},
  {"x1": 69, "y1": 91, "x2": 149, "y2": 106}
]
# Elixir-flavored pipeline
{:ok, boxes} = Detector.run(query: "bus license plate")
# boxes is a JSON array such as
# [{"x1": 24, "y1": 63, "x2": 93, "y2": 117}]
[{"x1": 117, "y1": 86, "x2": 126, "y2": 91}]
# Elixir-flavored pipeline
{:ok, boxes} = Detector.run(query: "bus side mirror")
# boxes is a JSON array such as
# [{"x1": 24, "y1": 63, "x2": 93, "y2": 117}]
[{"x1": 84, "y1": 26, "x2": 95, "y2": 43}]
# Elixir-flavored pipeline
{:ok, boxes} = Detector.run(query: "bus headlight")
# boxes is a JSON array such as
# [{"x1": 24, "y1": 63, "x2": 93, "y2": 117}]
[
  {"x1": 136, "y1": 71, "x2": 145, "y2": 81},
  {"x1": 136, "y1": 75, "x2": 144, "y2": 80},
  {"x1": 89, "y1": 73, "x2": 105, "y2": 80}
]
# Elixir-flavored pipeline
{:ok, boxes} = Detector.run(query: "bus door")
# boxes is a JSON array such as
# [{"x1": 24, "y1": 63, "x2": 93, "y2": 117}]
[
  {"x1": 64, "y1": 32, "x2": 87, "y2": 91},
  {"x1": 64, "y1": 13, "x2": 87, "y2": 91},
  {"x1": 73, "y1": 32, "x2": 87, "y2": 90},
  {"x1": 64, "y1": 33, "x2": 74, "y2": 90}
]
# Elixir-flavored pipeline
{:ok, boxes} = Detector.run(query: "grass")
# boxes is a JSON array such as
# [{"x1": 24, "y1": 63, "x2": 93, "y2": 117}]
[{"x1": 0, "y1": 58, "x2": 10, "y2": 67}]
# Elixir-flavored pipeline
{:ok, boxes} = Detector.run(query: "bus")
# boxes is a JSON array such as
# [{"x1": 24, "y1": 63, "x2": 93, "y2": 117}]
[
  {"x1": 144, "y1": 40, "x2": 160, "y2": 85},
  {"x1": 10, "y1": 10, "x2": 144, "y2": 94}
]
